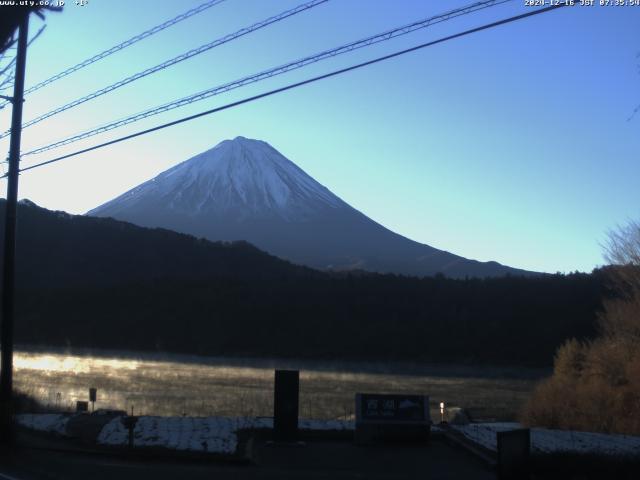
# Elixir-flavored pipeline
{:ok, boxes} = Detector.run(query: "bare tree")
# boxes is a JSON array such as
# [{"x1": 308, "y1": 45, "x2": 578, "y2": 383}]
[
  {"x1": 605, "y1": 220, "x2": 640, "y2": 266},
  {"x1": 603, "y1": 220, "x2": 640, "y2": 297},
  {"x1": 598, "y1": 219, "x2": 640, "y2": 350}
]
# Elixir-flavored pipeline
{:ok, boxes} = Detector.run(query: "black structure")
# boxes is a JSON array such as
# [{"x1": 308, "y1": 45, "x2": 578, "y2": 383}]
[
  {"x1": 89, "y1": 387, "x2": 97, "y2": 412},
  {"x1": 0, "y1": 13, "x2": 28, "y2": 446},
  {"x1": 497, "y1": 428, "x2": 531, "y2": 480},
  {"x1": 273, "y1": 369, "x2": 299, "y2": 442}
]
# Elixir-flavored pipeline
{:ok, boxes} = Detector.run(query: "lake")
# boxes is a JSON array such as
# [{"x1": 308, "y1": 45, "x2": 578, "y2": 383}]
[{"x1": 14, "y1": 348, "x2": 548, "y2": 421}]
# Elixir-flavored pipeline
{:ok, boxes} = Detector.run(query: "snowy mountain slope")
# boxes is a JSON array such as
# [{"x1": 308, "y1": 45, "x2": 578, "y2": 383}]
[
  {"x1": 88, "y1": 136, "x2": 532, "y2": 278},
  {"x1": 95, "y1": 137, "x2": 343, "y2": 221}
]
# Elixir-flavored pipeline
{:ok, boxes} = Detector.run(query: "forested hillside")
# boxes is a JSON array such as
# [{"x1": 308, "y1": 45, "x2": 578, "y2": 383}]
[{"x1": 2, "y1": 200, "x2": 605, "y2": 365}]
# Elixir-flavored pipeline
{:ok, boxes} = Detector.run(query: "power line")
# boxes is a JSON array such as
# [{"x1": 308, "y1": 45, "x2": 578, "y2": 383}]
[
  {"x1": 0, "y1": 0, "x2": 228, "y2": 111},
  {"x1": 21, "y1": 0, "x2": 513, "y2": 157},
  {"x1": 0, "y1": 0, "x2": 329, "y2": 140},
  {"x1": 8, "y1": 2, "x2": 570, "y2": 178},
  {"x1": 0, "y1": 25, "x2": 46, "y2": 100},
  {"x1": 0, "y1": 21, "x2": 47, "y2": 72},
  {"x1": 0, "y1": 71, "x2": 14, "y2": 92},
  {"x1": 0, "y1": 55, "x2": 17, "y2": 80}
]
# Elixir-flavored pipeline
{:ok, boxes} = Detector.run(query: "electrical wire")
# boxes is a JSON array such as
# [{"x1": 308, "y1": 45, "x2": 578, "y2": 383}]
[
  {"x1": 0, "y1": 25, "x2": 47, "y2": 108},
  {"x1": 7, "y1": 2, "x2": 570, "y2": 179},
  {"x1": 0, "y1": 0, "x2": 329, "y2": 140},
  {"x1": 0, "y1": 0, "x2": 228, "y2": 110},
  {"x1": 21, "y1": 0, "x2": 513, "y2": 157}
]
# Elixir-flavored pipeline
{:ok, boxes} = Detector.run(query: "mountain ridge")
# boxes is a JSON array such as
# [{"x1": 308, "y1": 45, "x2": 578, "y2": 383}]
[{"x1": 88, "y1": 136, "x2": 535, "y2": 278}]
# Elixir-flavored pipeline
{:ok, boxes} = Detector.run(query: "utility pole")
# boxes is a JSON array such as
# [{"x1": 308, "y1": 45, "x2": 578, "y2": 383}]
[{"x1": 0, "y1": 13, "x2": 29, "y2": 446}]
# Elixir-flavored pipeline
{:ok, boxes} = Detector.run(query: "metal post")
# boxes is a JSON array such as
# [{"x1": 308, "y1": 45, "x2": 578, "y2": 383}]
[{"x1": 0, "y1": 13, "x2": 29, "y2": 445}]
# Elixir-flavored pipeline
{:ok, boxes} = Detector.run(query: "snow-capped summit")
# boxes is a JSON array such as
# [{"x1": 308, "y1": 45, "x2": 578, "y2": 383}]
[
  {"x1": 88, "y1": 137, "x2": 531, "y2": 278},
  {"x1": 97, "y1": 136, "x2": 343, "y2": 222}
]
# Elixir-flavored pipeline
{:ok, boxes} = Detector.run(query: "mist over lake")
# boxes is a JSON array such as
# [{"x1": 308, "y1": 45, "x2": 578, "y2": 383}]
[{"x1": 14, "y1": 347, "x2": 547, "y2": 421}]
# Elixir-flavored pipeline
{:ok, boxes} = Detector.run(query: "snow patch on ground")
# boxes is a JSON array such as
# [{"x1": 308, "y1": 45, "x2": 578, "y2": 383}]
[
  {"x1": 16, "y1": 413, "x2": 69, "y2": 435},
  {"x1": 98, "y1": 416, "x2": 255, "y2": 454},
  {"x1": 97, "y1": 416, "x2": 354, "y2": 454},
  {"x1": 299, "y1": 418, "x2": 355, "y2": 431},
  {"x1": 453, "y1": 422, "x2": 640, "y2": 457}
]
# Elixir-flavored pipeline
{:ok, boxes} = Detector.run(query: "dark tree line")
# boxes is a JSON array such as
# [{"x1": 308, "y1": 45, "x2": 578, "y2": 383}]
[{"x1": 2, "y1": 200, "x2": 607, "y2": 366}]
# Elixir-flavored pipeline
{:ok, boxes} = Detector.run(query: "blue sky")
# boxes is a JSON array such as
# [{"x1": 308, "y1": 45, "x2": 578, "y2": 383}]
[{"x1": 0, "y1": 0, "x2": 638, "y2": 273}]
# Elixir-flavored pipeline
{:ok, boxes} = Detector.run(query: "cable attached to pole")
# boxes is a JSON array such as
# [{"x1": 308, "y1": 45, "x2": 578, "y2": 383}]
[
  {"x1": 21, "y1": 0, "x2": 513, "y2": 157},
  {"x1": 11, "y1": 3, "x2": 570, "y2": 178},
  {"x1": 0, "y1": 0, "x2": 329, "y2": 140},
  {"x1": 0, "y1": 0, "x2": 228, "y2": 110}
]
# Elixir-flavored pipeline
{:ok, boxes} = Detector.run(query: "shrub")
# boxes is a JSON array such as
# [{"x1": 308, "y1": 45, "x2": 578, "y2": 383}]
[{"x1": 521, "y1": 221, "x2": 640, "y2": 435}]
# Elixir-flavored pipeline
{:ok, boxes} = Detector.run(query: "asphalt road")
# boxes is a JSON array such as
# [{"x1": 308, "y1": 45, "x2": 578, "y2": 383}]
[{"x1": 0, "y1": 437, "x2": 495, "y2": 480}]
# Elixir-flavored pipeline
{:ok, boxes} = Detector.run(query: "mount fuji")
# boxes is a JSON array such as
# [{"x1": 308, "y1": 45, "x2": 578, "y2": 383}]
[{"x1": 88, "y1": 136, "x2": 531, "y2": 278}]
